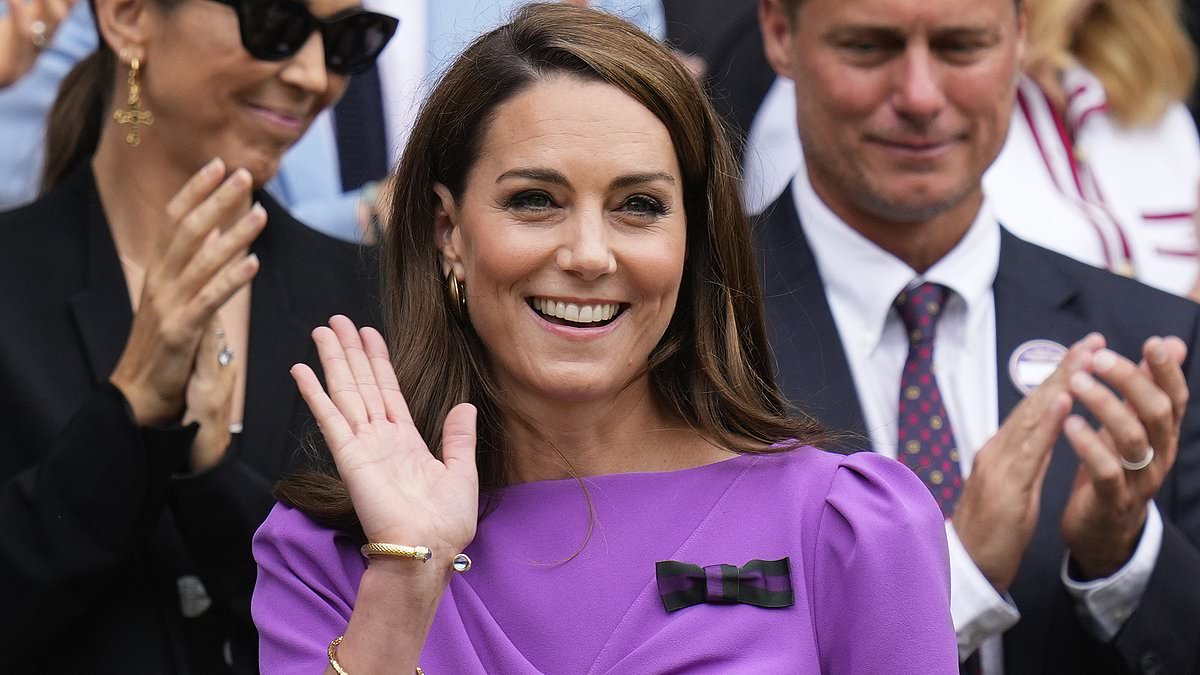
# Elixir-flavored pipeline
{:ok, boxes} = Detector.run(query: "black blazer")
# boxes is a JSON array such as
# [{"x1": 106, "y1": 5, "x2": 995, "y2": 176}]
[
  {"x1": 0, "y1": 164, "x2": 378, "y2": 673},
  {"x1": 661, "y1": 0, "x2": 774, "y2": 162},
  {"x1": 756, "y1": 189, "x2": 1200, "y2": 675}
]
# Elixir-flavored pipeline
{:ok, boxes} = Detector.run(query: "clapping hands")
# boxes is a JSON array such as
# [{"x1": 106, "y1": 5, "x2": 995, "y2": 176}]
[{"x1": 955, "y1": 333, "x2": 1190, "y2": 590}]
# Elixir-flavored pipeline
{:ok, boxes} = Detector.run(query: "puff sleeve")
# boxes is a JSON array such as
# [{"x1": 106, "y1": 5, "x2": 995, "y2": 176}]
[
  {"x1": 252, "y1": 503, "x2": 365, "y2": 673},
  {"x1": 810, "y1": 452, "x2": 958, "y2": 675}
]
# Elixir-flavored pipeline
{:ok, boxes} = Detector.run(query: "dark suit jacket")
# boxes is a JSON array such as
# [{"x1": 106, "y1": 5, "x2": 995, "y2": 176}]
[
  {"x1": 661, "y1": 0, "x2": 774, "y2": 163},
  {"x1": 0, "y1": 164, "x2": 378, "y2": 673},
  {"x1": 756, "y1": 189, "x2": 1200, "y2": 675}
]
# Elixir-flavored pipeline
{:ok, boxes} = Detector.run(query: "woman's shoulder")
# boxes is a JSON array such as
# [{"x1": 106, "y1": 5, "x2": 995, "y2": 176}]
[
  {"x1": 819, "y1": 451, "x2": 944, "y2": 528},
  {"x1": 254, "y1": 502, "x2": 366, "y2": 584},
  {"x1": 252, "y1": 503, "x2": 366, "y2": 661},
  {"x1": 749, "y1": 447, "x2": 943, "y2": 531},
  {"x1": 0, "y1": 163, "x2": 93, "y2": 244}
]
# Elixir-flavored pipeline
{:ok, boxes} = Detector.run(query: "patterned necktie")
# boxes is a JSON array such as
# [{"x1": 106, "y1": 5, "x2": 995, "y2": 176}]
[{"x1": 895, "y1": 283, "x2": 964, "y2": 517}]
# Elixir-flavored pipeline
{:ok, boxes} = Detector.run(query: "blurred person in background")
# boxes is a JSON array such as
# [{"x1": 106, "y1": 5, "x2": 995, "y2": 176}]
[
  {"x1": 0, "y1": 0, "x2": 389, "y2": 669},
  {"x1": 984, "y1": 0, "x2": 1200, "y2": 300},
  {"x1": 0, "y1": 0, "x2": 77, "y2": 87},
  {"x1": 745, "y1": 0, "x2": 1200, "y2": 301}
]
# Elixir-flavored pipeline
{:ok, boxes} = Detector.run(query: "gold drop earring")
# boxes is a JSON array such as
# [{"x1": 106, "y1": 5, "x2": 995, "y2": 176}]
[{"x1": 113, "y1": 57, "x2": 154, "y2": 146}]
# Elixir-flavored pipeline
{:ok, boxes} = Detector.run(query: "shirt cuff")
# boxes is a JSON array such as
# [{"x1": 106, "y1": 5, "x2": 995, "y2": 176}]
[
  {"x1": 947, "y1": 520, "x2": 1020, "y2": 659},
  {"x1": 1061, "y1": 501, "x2": 1162, "y2": 641}
]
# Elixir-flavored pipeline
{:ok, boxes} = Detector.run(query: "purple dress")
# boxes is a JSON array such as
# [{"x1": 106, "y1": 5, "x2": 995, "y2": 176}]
[{"x1": 253, "y1": 448, "x2": 958, "y2": 673}]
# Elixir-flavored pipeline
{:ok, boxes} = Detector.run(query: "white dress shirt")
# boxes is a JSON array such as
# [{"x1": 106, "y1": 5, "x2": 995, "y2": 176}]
[{"x1": 791, "y1": 169, "x2": 1163, "y2": 673}]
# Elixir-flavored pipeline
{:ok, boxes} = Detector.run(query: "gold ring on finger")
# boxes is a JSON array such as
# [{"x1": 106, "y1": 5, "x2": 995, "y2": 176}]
[
  {"x1": 30, "y1": 20, "x2": 48, "y2": 48},
  {"x1": 1119, "y1": 447, "x2": 1154, "y2": 472}
]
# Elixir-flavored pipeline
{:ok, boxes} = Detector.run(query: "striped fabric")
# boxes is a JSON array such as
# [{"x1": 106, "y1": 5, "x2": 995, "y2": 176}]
[{"x1": 655, "y1": 558, "x2": 793, "y2": 612}]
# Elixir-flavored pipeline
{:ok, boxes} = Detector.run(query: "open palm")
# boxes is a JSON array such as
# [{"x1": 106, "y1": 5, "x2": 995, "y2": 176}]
[{"x1": 291, "y1": 315, "x2": 479, "y2": 555}]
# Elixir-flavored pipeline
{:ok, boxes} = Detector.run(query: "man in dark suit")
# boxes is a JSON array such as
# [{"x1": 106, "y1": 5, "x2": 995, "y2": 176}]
[{"x1": 756, "y1": 0, "x2": 1200, "y2": 673}]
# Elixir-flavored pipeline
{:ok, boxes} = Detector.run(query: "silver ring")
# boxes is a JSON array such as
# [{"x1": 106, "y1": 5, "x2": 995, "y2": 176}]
[
  {"x1": 1119, "y1": 447, "x2": 1154, "y2": 472},
  {"x1": 217, "y1": 346, "x2": 235, "y2": 368},
  {"x1": 30, "y1": 20, "x2": 47, "y2": 48}
]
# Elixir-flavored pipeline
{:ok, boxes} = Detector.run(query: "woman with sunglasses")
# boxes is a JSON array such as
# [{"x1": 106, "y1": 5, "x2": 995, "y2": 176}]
[{"x1": 0, "y1": 0, "x2": 396, "y2": 671}]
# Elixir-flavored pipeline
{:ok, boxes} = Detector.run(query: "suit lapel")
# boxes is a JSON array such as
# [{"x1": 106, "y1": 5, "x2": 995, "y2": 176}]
[
  {"x1": 239, "y1": 197, "x2": 316, "y2": 476},
  {"x1": 68, "y1": 166, "x2": 135, "y2": 385},
  {"x1": 993, "y1": 229, "x2": 1090, "y2": 675},
  {"x1": 755, "y1": 188, "x2": 868, "y2": 451}
]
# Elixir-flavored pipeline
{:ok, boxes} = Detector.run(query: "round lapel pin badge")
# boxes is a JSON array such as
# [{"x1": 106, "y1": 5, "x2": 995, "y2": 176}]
[{"x1": 1008, "y1": 339, "x2": 1068, "y2": 395}]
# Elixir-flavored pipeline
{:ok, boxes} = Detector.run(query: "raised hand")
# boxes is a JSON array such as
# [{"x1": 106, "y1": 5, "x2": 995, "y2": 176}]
[
  {"x1": 109, "y1": 159, "x2": 264, "y2": 426},
  {"x1": 291, "y1": 315, "x2": 479, "y2": 558},
  {"x1": 953, "y1": 333, "x2": 1104, "y2": 591},
  {"x1": 1061, "y1": 336, "x2": 1189, "y2": 579}
]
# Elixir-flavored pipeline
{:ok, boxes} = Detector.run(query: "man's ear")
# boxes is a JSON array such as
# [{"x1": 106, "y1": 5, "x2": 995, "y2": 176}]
[
  {"x1": 433, "y1": 183, "x2": 465, "y2": 279},
  {"x1": 94, "y1": 0, "x2": 153, "y2": 62},
  {"x1": 759, "y1": 0, "x2": 798, "y2": 79}
]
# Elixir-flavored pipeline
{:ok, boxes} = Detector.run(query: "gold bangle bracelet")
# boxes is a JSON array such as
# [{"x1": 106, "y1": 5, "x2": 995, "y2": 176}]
[
  {"x1": 360, "y1": 543, "x2": 432, "y2": 562},
  {"x1": 328, "y1": 635, "x2": 350, "y2": 675},
  {"x1": 328, "y1": 635, "x2": 424, "y2": 674},
  {"x1": 360, "y1": 542, "x2": 473, "y2": 573}
]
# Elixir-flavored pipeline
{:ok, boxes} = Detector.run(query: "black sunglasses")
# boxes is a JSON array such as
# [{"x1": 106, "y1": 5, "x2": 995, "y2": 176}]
[{"x1": 210, "y1": 0, "x2": 399, "y2": 75}]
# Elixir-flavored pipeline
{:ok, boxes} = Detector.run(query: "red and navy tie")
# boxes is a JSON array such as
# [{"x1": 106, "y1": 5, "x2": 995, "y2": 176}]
[{"x1": 895, "y1": 283, "x2": 965, "y2": 518}]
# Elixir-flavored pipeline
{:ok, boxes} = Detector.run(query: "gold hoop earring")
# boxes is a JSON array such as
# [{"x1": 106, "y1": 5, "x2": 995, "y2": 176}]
[
  {"x1": 113, "y1": 57, "x2": 154, "y2": 146},
  {"x1": 446, "y1": 271, "x2": 466, "y2": 318}
]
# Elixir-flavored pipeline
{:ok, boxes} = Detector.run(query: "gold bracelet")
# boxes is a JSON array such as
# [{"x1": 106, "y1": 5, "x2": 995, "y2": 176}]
[
  {"x1": 328, "y1": 635, "x2": 350, "y2": 675},
  {"x1": 360, "y1": 542, "x2": 473, "y2": 573},
  {"x1": 360, "y1": 543, "x2": 432, "y2": 562},
  {"x1": 328, "y1": 634, "x2": 425, "y2": 674}
]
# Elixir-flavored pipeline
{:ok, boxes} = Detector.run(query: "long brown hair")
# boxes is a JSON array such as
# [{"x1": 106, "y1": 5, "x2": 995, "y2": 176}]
[{"x1": 277, "y1": 2, "x2": 824, "y2": 529}]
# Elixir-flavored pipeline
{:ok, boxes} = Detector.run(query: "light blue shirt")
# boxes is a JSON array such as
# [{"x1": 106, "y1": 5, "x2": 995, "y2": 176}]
[
  {"x1": 0, "y1": 1, "x2": 664, "y2": 241},
  {"x1": 0, "y1": 1, "x2": 96, "y2": 210}
]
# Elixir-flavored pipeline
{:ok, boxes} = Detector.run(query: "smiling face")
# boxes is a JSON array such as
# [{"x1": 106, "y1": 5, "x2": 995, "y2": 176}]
[
  {"x1": 137, "y1": 0, "x2": 352, "y2": 184},
  {"x1": 436, "y1": 76, "x2": 687, "y2": 405},
  {"x1": 762, "y1": 0, "x2": 1025, "y2": 229}
]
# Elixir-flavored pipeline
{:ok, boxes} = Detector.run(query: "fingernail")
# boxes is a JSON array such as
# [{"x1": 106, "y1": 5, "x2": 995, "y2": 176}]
[
  {"x1": 247, "y1": 252, "x2": 260, "y2": 266},
  {"x1": 1070, "y1": 371, "x2": 1094, "y2": 393},
  {"x1": 1149, "y1": 341, "x2": 1169, "y2": 365},
  {"x1": 1064, "y1": 415, "x2": 1086, "y2": 433},
  {"x1": 252, "y1": 202, "x2": 266, "y2": 218},
  {"x1": 1093, "y1": 349, "x2": 1117, "y2": 372}
]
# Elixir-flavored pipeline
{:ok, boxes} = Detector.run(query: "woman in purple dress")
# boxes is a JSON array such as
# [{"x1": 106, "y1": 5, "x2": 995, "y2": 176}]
[{"x1": 251, "y1": 4, "x2": 958, "y2": 673}]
